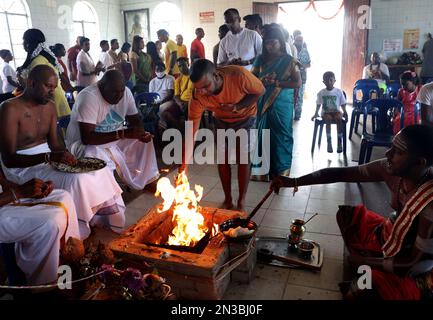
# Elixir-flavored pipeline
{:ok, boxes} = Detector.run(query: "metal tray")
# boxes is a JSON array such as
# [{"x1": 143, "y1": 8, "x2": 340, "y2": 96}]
[{"x1": 256, "y1": 236, "x2": 323, "y2": 271}]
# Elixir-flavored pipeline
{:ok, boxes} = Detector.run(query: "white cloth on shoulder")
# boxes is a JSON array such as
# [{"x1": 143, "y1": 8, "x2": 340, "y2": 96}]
[
  {"x1": 0, "y1": 189, "x2": 80, "y2": 285},
  {"x1": 1, "y1": 143, "x2": 125, "y2": 239}
]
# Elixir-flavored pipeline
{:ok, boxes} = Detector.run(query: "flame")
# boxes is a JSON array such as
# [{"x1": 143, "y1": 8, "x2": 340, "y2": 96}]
[
  {"x1": 211, "y1": 224, "x2": 219, "y2": 237},
  {"x1": 155, "y1": 172, "x2": 208, "y2": 246}
]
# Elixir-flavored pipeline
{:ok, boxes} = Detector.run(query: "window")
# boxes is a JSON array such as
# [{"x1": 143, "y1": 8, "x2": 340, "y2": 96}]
[
  {"x1": 152, "y1": 2, "x2": 181, "y2": 41},
  {"x1": 0, "y1": 0, "x2": 32, "y2": 69},
  {"x1": 73, "y1": 1, "x2": 100, "y2": 61},
  {"x1": 73, "y1": 1, "x2": 99, "y2": 41}
]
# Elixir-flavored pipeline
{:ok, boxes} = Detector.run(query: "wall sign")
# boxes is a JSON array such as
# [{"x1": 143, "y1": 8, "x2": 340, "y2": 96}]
[{"x1": 199, "y1": 11, "x2": 215, "y2": 23}]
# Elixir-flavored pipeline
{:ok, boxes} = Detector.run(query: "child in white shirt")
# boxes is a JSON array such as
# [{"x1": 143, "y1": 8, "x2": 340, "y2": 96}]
[{"x1": 312, "y1": 71, "x2": 348, "y2": 153}]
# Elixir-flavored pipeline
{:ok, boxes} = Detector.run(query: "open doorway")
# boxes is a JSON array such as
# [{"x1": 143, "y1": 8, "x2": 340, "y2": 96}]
[{"x1": 278, "y1": 1, "x2": 345, "y2": 106}]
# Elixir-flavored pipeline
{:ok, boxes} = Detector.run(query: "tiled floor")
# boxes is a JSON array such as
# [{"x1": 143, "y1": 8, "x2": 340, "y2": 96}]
[{"x1": 118, "y1": 102, "x2": 392, "y2": 300}]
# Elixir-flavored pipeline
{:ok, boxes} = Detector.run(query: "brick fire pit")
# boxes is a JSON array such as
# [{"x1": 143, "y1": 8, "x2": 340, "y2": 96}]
[{"x1": 109, "y1": 205, "x2": 254, "y2": 300}]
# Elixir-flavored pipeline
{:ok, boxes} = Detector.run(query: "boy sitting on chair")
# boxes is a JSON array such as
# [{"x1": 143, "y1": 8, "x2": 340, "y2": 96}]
[{"x1": 312, "y1": 71, "x2": 348, "y2": 153}]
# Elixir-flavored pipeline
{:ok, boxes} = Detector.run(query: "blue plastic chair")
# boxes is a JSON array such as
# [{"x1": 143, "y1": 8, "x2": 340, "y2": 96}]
[
  {"x1": 355, "y1": 79, "x2": 378, "y2": 86},
  {"x1": 349, "y1": 81, "x2": 380, "y2": 140},
  {"x1": 57, "y1": 115, "x2": 71, "y2": 143},
  {"x1": 386, "y1": 82, "x2": 401, "y2": 99},
  {"x1": 358, "y1": 99, "x2": 403, "y2": 164},
  {"x1": 134, "y1": 92, "x2": 160, "y2": 107},
  {"x1": 311, "y1": 118, "x2": 347, "y2": 155},
  {"x1": 311, "y1": 91, "x2": 348, "y2": 155},
  {"x1": 134, "y1": 92, "x2": 161, "y2": 134}
]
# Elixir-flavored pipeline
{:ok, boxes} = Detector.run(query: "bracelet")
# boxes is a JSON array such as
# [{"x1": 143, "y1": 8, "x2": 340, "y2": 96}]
[
  {"x1": 44, "y1": 152, "x2": 51, "y2": 164},
  {"x1": 119, "y1": 129, "x2": 125, "y2": 139},
  {"x1": 10, "y1": 188, "x2": 19, "y2": 204},
  {"x1": 115, "y1": 130, "x2": 120, "y2": 140}
]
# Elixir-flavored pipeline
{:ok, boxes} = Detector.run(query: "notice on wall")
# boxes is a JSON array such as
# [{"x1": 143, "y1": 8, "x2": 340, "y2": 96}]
[
  {"x1": 403, "y1": 28, "x2": 420, "y2": 49},
  {"x1": 199, "y1": 11, "x2": 215, "y2": 23},
  {"x1": 383, "y1": 39, "x2": 403, "y2": 52}
]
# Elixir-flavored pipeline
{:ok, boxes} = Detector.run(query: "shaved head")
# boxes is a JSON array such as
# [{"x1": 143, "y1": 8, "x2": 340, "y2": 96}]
[
  {"x1": 28, "y1": 64, "x2": 58, "y2": 82},
  {"x1": 26, "y1": 65, "x2": 58, "y2": 105},
  {"x1": 98, "y1": 69, "x2": 126, "y2": 104}
]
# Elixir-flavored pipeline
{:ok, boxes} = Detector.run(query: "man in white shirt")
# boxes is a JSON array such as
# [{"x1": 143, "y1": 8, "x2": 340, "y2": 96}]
[
  {"x1": 76, "y1": 37, "x2": 104, "y2": 88},
  {"x1": 149, "y1": 62, "x2": 175, "y2": 128},
  {"x1": 418, "y1": 82, "x2": 433, "y2": 127},
  {"x1": 66, "y1": 70, "x2": 159, "y2": 191},
  {"x1": 362, "y1": 52, "x2": 390, "y2": 86},
  {"x1": 0, "y1": 49, "x2": 19, "y2": 94},
  {"x1": 217, "y1": 8, "x2": 262, "y2": 71}
]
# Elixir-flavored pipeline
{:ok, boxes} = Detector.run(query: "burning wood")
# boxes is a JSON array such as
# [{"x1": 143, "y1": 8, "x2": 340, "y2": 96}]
[{"x1": 155, "y1": 172, "x2": 217, "y2": 247}]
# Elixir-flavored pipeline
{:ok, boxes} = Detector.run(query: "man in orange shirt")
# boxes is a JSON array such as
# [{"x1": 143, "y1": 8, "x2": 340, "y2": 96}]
[{"x1": 183, "y1": 59, "x2": 265, "y2": 211}]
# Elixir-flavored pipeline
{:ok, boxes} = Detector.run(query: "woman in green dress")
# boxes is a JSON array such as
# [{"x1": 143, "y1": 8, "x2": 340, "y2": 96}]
[
  {"x1": 130, "y1": 36, "x2": 152, "y2": 93},
  {"x1": 251, "y1": 26, "x2": 301, "y2": 181}
]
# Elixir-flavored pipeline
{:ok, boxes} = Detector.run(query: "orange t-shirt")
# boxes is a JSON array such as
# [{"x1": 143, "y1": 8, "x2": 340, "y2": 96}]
[{"x1": 188, "y1": 65, "x2": 264, "y2": 127}]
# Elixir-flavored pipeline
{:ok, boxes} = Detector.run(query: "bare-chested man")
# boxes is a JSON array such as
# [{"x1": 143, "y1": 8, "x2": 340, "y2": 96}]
[
  {"x1": 0, "y1": 65, "x2": 125, "y2": 238},
  {"x1": 271, "y1": 125, "x2": 433, "y2": 300}
]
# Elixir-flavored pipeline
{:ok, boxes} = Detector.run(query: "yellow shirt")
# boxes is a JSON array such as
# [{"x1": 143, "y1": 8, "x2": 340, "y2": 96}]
[
  {"x1": 29, "y1": 56, "x2": 71, "y2": 117},
  {"x1": 175, "y1": 74, "x2": 194, "y2": 102},
  {"x1": 177, "y1": 45, "x2": 188, "y2": 59},
  {"x1": 164, "y1": 39, "x2": 179, "y2": 75},
  {"x1": 189, "y1": 65, "x2": 264, "y2": 128}
]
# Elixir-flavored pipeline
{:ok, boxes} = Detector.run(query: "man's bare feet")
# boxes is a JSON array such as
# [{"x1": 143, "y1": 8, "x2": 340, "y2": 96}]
[
  {"x1": 236, "y1": 200, "x2": 246, "y2": 213},
  {"x1": 221, "y1": 199, "x2": 234, "y2": 210}
]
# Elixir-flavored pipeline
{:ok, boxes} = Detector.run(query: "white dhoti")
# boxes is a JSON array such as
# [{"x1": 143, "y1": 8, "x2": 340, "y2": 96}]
[
  {"x1": 1, "y1": 143, "x2": 126, "y2": 239},
  {"x1": 0, "y1": 189, "x2": 80, "y2": 285},
  {"x1": 69, "y1": 139, "x2": 160, "y2": 190}
]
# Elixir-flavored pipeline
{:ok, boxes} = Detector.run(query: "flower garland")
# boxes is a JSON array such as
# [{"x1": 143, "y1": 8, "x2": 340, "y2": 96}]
[{"x1": 304, "y1": 0, "x2": 345, "y2": 20}]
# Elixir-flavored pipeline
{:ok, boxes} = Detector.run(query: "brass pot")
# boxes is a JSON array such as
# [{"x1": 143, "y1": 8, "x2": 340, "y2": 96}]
[{"x1": 289, "y1": 219, "x2": 306, "y2": 244}]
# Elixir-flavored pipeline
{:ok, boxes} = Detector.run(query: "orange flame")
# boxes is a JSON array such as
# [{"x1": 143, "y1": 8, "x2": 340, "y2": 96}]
[{"x1": 155, "y1": 172, "x2": 207, "y2": 246}]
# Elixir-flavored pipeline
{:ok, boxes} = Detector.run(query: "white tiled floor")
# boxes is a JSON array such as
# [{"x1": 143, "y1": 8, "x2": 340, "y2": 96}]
[{"x1": 118, "y1": 102, "x2": 392, "y2": 300}]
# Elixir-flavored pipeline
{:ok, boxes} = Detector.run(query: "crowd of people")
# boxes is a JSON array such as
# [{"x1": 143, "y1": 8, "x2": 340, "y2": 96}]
[{"x1": 0, "y1": 6, "x2": 433, "y2": 301}]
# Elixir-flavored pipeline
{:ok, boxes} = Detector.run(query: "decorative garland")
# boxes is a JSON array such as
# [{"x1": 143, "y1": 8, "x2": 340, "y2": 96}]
[{"x1": 305, "y1": 0, "x2": 345, "y2": 20}]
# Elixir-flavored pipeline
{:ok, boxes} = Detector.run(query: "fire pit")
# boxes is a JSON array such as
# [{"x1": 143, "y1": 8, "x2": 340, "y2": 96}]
[{"x1": 110, "y1": 173, "x2": 254, "y2": 300}]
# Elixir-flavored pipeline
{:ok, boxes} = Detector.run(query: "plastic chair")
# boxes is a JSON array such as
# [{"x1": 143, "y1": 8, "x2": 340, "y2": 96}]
[
  {"x1": 134, "y1": 92, "x2": 161, "y2": 134},
  {"x1": 358, "y1": 99, "x2": 403, "y2": 164},
  {"x1": 355, "y1": 79, "x2": 378, "y2": 86},
  {"x1": 311, "y1": 118, "x2": 347, "y2": 154},
  {"x1": 386, "y1": 82, "x2": 401, "y2": 99},
  {"x1": 57, "y1": 115, "x2": 71, "y2": 143},
  {"x1": 311, "y1": 91, "x2": 348, "y2": 155},
  {"x1": 349, "y1": 81, "x2": 380, "y2": 140}
]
